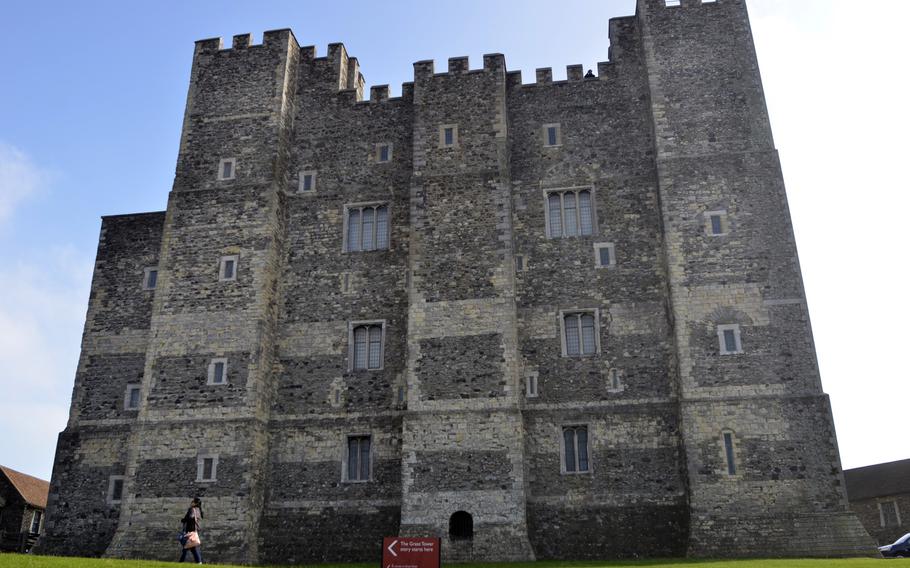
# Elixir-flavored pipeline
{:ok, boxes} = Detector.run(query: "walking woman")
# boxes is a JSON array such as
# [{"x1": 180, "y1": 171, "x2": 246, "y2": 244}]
[{"x1": 179, "y1": 497, "x2": 204, "y2": 564}]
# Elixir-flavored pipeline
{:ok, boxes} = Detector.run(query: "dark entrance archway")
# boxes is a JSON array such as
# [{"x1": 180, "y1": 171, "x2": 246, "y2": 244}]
[{"x1": 449, "y1": 511, "x2": 473, "y2": 540}]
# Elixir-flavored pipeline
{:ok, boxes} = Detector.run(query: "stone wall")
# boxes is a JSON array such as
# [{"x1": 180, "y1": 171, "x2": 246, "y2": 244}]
[
  {"x1": 43, "y1": 1, "x2": 877, "y2": 563},
  {"x1": 851, "y1": 495, "x2": 910, "y2": 547}
]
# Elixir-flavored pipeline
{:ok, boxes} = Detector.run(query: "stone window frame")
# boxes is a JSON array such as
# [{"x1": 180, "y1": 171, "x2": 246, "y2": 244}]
[
  {"x1": 342, "y1": 201, "x2": 391, "y2": 253},
  {"x1": 341, "y1": 432, "x2": 373, "y2": 483},
  {"x1": 717, "y1": 323, "x2": 743, "y2": 355},
  {"x1": 217, "y1": 158, "x2": 237, "y2": 181},
  {"x1": 542, "y1": 185, "x2": 598, "y2": 239},
  {"x1": 559, "y1": 423, "x2": 593, "y2": 475},
  {"x1": 218, "y1": 255, "x2": 239, "y2": 282},
  {"x1": 347, "y1": 319, "x2": 387, "y2": 372},
  {"x1": 196, "y1": 454, "x2": 219, "y2": 483},
  {"x1": 558, "y1": 308, "x2": 602, "y2": 358},
  {"x1": 29, "y1": 509, "x2": 43, "y2": 534},
  {"x1": 107, "y1": 475, "x2": 126, "y2": 504},
  {"x1": 593, "y1": 242, "x2": 616, "y2": 269},
  {"x1": 207, "y1": 358, "x2": 229, "y2": 386},
  {"x1": 705, "y1": 209, "x2": 729, "y2": 237},
  {"x1": 123, "y1": 384, "x2": 142, "y2": 411},
  {"x1": 607, "y1": 368, "x2": 623, "y2": 393},
  {"x1": 542, "y1": 123, "x2": 562, "y2": 148},
  {"x1": 298, "y1": 169, "x2": 317, "y2": 194},
  {"x1": 515, "y1": 254, "x2": 528, "y2": 272},
  {"x1": 375, "y1": 143, "x2": 393, "y2": 163},
  {"x1": 879, "y1": 499, "x2": 902, "y2": 527},
  {"x1": 526, "y1": 371, "x2": 539, "y2": 398},
  {"x1": 439, "y1": 124, "x2": 459, "y2": 148},
  {"x1": 142, "y1": 266, "x2": 159, "y2": 290},
  {"x1": 720, "y1": 429, "x2": 739, "y2": 478}
]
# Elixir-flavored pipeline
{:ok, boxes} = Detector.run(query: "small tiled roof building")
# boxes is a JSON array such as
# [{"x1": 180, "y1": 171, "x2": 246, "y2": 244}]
[
  {"x1": 0, "y1": 465, "x2": 49, "y2": 553},
  {"x1": 845, "y1": 459, "x2": 910, "y2": 546}
]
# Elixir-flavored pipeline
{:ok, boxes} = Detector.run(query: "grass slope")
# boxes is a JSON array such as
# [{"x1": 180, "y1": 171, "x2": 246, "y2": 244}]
[{"x1": 0, "y1": 557, "x2": 903, "y2": 568}]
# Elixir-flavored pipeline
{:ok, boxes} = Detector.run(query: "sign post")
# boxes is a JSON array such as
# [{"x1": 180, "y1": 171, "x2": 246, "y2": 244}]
[{"x1": 382, "y1": 537, "x2": 441, "y2": 568}]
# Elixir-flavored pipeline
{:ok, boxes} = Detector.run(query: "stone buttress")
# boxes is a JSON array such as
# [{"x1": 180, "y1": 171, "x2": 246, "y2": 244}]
[
  {"x1": 636, "y1": 0, "x2": 876, "y2": 556},
  {"x1": 102, "y1": 30, "x2": 300, "y2": 562}
]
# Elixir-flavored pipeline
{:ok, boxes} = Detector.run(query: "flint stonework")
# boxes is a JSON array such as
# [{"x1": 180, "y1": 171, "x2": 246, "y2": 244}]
[{"x1": 40, "y1": 0, "x2": 876, "y2": 563}]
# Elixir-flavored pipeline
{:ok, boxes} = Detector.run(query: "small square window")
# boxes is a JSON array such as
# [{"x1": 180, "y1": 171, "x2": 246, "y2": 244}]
[
  {"x1": 143, "y1": 267, "x2": 158, "y2": 290},
  {"x1": 594, "y1": 243, "x2": 616, "y2": 268},
  {"x1": 561, "y1": 425, "x2": 591, "y2": 474},
  {"x1": 559, "y1": 309, "x2": 601, "y2": 357},
  {"x1": 298, "y1": 170, "x2": 317, "y2": 193},
  {"x1": 439, "y1": 124, "x2": 458, "y2": 148},
  {"x1": 717, "y1": 324, "x2": 742, "y2": 355},
  {"x1": 376, "y1": 143, "x2": 392, "y2": 163},
  {"x1": 344, "y1": 434, "x2": 372, "y2": 482},
  {"x1": 197, "y1": 455, "x2": 218, "y2": 482},
  {"x1": 217, "y1": 158, "x2": 236, "y2": 181},
  {"x1": 219, "y1": 255, "x2": 238, "y2": 282},
  {"x1": 349, "y1": 321, "x2": 385, "y2": 371},
  {"x1": 107, "y1": 475, "x2": 125, "y2": 504},
  {"x1": 543, "y1": 123, "x2": 561, "y2": 147},
  {"x1": 208, "y1": 358, "x2": 228, "y2": 385},
  {"x1": 705, "y1": 210, "x2": 728, "y2": 236},
  {"x1": 124, "y1": 384, "x2": 141, "y2": 410}
]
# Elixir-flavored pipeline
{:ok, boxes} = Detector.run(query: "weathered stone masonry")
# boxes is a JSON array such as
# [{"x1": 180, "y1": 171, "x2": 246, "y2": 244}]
[{"x1": 41, "y1": 0, "x2": 876, "y2": 563}]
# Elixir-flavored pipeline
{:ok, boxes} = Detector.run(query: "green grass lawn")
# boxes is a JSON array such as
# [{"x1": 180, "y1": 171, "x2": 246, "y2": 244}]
[{"x1": 0, "y1": 557, "x2": 906, "y2": 568}]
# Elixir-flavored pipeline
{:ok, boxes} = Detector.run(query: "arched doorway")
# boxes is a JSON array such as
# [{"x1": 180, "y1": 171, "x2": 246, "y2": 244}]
[{"x1": 449, "y1": 511, "x2": 473, "y2": 540}]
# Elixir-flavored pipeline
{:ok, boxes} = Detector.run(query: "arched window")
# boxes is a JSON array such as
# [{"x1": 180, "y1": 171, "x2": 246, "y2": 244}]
[{"x1": 449, "y1": 511, "x2": 473, "y2": 540}]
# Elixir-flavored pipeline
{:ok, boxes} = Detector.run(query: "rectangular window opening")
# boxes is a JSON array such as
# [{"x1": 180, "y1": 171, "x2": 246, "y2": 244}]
[
  {"x1": 665, "y1": 0, "x2": 681, "y2": 6},
  {"x1": 526, "y1": 373, "x2": 538, "y2": 397},
  {"x1": 563, "y1": 426, "x2": 590, "y2": 473},
  {"x1": 143, "y1": 267, "x2": 158, "y2": 290},
  {"x1": 125, "y1": 385, "x2": 141, "y2": 410},
  {"x1": 107, "y1": 475, "x2": 126, "y2": 504},
  {"x1": 218, "y1": 158, "x2": 236, "y2": 181},
  {"x1": 347, "y1": 435, "x2": 372, "y2": 481},
  {"x1": 345, "y1": 204, "x2": 390, "y2": 252},
  {"x1": 378, "y1": 144, "x2": 391, "y2": 162},
  {"x1": 351, "y1": 322, "x2": 384, "y2": 370},
  {"x1": 562, "y1": 310, "x2": 599, "y2": 357},
  {"x1": 546, "y1": 188, "x2": 594, "y2": 238},
  {"x1": 197, "y1": 455, "x2": 218, "y2": 482},
  {"x1": 30, "y1": 511, "x2": 43, "y2": 533},
  {"x1": 723, "y1": 432, "x2": 736, "y2": 475},
  {"x1": 718, "y1": 324, "x2": 741, "y2": 355},
  {"x1": 299, "y1": 170, "x2": 317, "y2": 193},
  {"x1": 444, "y1": 128, "x2": 454, "y2": 146},
  {"x1": 881, "y1": 501, "x2": 901, "y2": 527}
]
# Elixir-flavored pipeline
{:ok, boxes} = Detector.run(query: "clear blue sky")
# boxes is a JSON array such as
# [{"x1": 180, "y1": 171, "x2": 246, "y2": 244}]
[{"x1": 1, "y1": 0, "x2": 907, "y2": 481}]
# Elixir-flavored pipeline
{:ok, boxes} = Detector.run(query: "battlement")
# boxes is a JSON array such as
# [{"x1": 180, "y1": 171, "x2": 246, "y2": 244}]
[{"x1": 194, "y1": 28, "x2": 298, "y2": 54}]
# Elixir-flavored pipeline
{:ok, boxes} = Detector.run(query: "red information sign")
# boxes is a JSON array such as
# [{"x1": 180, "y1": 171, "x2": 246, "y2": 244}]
[{"x1": 382, "y1": 537, "x2": 441, "y2": 568}]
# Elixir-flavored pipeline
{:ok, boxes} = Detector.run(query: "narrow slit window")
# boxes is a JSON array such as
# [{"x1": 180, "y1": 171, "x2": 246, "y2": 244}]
[
  {"x1": 543, "y1": 124, "x2": 561, "y2": 147},
  {"x1": 29, "y1": 511, "x2": 43, "y2": 534},
  {"x1": 208, "y1": 358, "x2": 228, "y2": 385},
  {"x1": 299, "y1": 170, "x2": 316, "y2": 193},
  {"x1": 526, "y1": 373, "x2": 538, "y2": 397},
  {"x1": 711, "y1": 214, "x2": 722, "y2": 235},
  {"x1": 444, "y1": 127, "x2": 454, "y2": 146},
  {"x1": 723, "y1": 432, "x2": 736, "y2": 475},
  {"x1": 197, "y1": 456, "x2": 217, "y2": 481},
  {"x1": 595, "y1": 243, "x2": 615, "y2": 268},
  {"x1": 143, "y1": 267, "x2": 158, "y2": 290},
  {"x1": 218, "y1": 158, "x2": 236, "y2": 181},
  {"x1": 125, "y1": 384, "x2": 141, "y2": 410},
  {"x1": 219, "y1": 255, "x2": 238, "y2": 282},
  {"x1": 378, "y1": 144, "x2": 391, "y2": 162}
]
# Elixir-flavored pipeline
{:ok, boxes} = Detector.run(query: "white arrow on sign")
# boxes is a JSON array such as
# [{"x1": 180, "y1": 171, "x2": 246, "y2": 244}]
[{"x1": 387, "y1": 539, "x2": 399, "y2": 557}]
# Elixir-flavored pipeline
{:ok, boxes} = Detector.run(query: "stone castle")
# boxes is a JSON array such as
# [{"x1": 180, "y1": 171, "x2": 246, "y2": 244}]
[{"x1": 40, "y1": 0, "x2": 876, "y2": 563}]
